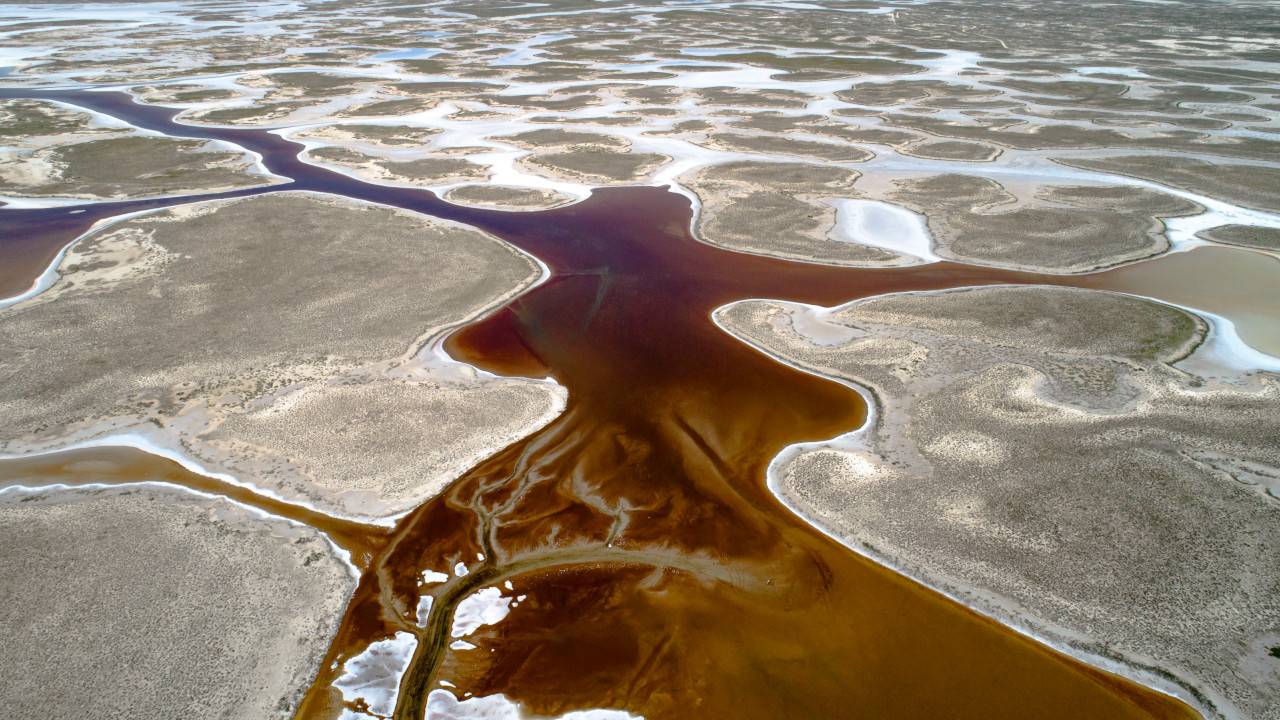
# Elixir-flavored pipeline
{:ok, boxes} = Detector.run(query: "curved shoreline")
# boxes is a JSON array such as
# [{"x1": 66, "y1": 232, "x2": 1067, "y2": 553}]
[
  {"x1": 715, "y1": 287, "x2": 1280, "y2": 720},
  {"x1": 0, "y1": 473, "x2": 364, "y2": 580},
  {"x1": 0, "y1": 190, "x2": 571, "y2": 523},
  {"x1": 0, "y1": 84, "x2": 1265, "y2": 720},
  {"x1": 5, "y1": 86, "x2": 1280, "y2": 294},
  {"x1": 712, "y1": 295, "x2": 1208, "y2": 713}
]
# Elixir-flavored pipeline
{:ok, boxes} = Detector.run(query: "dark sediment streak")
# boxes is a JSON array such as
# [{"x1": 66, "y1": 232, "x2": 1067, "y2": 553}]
[{"x1": 0, "y1": 90, "x2": 1199, "y2": 720}]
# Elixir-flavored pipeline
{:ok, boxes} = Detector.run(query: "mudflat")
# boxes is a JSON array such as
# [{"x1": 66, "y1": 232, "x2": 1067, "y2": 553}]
[
  {"x1": 0, "y1": 134, "x2": 278, "y2": 200},
  {"x1": 445, "y1": 183, "x2": 574, "y2": 210},
  {"x1": 682, "y1": 160, "x2": 907, "y2": 267},
  {"x1": 888, "y1": 174, "x2": 1202, "y2": 272},
  {"x1": 0, "y1": 482, "x2": 355, "y2": 720},
  {"x1": 0, "y1": 192, "x2": 565, "y2": 519},
  {"x1": 1199, "y1": 225, "x2": 1280, "y2": 252},
  {"x1": 718, "y1": 286, "x2": 1280, "y2": 720}
]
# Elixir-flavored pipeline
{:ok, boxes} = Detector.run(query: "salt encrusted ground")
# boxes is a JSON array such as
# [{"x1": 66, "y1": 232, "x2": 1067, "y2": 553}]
[
  {"x1": 4, "y1": 1, "x2": 1280, "y2": 718},
  {"x1": 0, "y1": 483, "x2": 355, "y2": 720},
  {"x1": 717, "y1": 287, "x2": 1280, "y2": 720},
  {"x1": 0, "y1": 99, "x2": 281, "y2": 201},
  {"x1": 0, "y1": 192, "x2": 566, "y2": 520}
]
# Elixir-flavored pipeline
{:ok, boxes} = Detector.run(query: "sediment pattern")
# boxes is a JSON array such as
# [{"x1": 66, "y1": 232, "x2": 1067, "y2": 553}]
[
  {"x1": 2, "y1": 1, "x2": 1280, "y2": 719},
  {"x1": 719, "y1": 287, "x2": 1280, "y2": 720}
]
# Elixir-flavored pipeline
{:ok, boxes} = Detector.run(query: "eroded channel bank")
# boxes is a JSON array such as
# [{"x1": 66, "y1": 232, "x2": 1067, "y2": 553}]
[{"x1": 0, "y1": 90, "x2": 1203, "y2": 720}]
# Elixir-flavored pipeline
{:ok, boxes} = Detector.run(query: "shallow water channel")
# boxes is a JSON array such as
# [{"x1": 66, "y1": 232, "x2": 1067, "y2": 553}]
[{"x1": 0, "y1": 89, "x2": 1210, "y2": 720}]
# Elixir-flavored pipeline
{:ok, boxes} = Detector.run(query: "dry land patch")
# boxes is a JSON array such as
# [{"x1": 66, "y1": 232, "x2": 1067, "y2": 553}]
[
  {"x1": 888, "y1": 174, "x2": 1201, "y2": 272},
  {"x1": 0, "y1": 483, "x2": 355, "y2": 720},
  {"x1": 682, "y1": 160, "x2": 909, "y2": 267},
  {"x1": 0, "y1": 192, "x2": 565, "y2": 519},
  {"x1": 719, "y1": 286, "x2": 1280, "y2": 720}
]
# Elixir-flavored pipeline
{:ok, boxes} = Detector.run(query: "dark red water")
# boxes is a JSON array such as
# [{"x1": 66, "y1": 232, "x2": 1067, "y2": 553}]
[{"x1": 0, "y1": 90, "x2": 1198, "y2": 720}]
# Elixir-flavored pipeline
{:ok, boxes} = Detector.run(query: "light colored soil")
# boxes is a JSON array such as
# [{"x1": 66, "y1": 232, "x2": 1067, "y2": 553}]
[
  {"x1": 184, "y1": 99, "x2": 335, "y2": 126},
  {"x1": 0, "y1": 99, "x2": 121, "y2": 144},
  {"x1": 696, "y1": 132, "x2": 873, "y2": 162},
  {"x1": 238, "y1": 70, "x2": 375, "y2": 99},
  {"x1": 693, "y1": 87, "x2": 816, "y2": 109},
  {"x1": 497, "y1": 128, "x2": 629, "y2": 150},
  {"x1": 0, "y1": 192, "x2": 565, "y2": 519},
  {"x1": 308, "y1": 146, "x2": 489, "y2": 185},
  {"x1": 131, "y1": 84, "x2": 244, "y2": 104},
  {"x1": 682, "y1": 160, "x2": 908, "y2": 267},
  {"x1": 1198, "y1": 225, "x2": 1280, "y2": 252},
  {"x1": 445, "y1": 183, "x2": 575, "y2": 210},
  {"x1": 836, "y1": 80, "x2": 999, "y2": 107},
  {"x1": 888, "y1": 174, "x2": 1202, "y2": 273},
  {"x1": 0, "y1": 135, "x2": 277, "y2": 200},
  {"x1": 1056, "y1": 155, "x2": 1280, "y2": 214},
  {"x1": 0, "y1": 484, "x2": 355, "y2": 720},
  {"x1": 517, "y1": 149, "x2": 669, "y2": 183},
  {"x1": 293, "y1": 123, "x2": 439, "y2": 147},
  {"x1": 726, "y1": 113, "x2": 830, "y2": 133},
  {"x1": 718, "y1": 286, "x2": 1280, "y2": 720},
  {"x1": 899, "y1": 140, "x2": 1001, "y2": 162}
]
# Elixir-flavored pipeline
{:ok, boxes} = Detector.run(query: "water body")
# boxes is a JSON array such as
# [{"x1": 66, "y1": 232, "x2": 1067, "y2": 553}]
[
  {"x1": 0, "y1": 446, "x2": 388, "y2": 570},
  {"x1": 0, "y1": 90, "x2": 1199, "y2": 720}
]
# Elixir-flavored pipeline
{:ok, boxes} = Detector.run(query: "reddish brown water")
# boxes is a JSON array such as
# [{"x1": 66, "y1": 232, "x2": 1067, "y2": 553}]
[
  {"x1": 294, "y1": 188, "x2": 1196, "y2": 720},
  {"x1": 0, "y1": 447, "x2": 389, "y2": 570},
  {"x1": 0, "y1": 91, "x2": 1201, "y2": 720}
]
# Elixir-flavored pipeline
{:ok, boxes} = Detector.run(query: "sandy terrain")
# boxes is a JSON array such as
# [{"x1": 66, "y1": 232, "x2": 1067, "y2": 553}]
[
  {"x1": 0, "y1": 192, "x2": 566, "y2": 519},
  {"x1": 0, "y1": 98, "x2": 123, "y2": 145},
  {"x1": 899, "y1": 140, "x2": 1002, "y2": 162},
  {"x1": 1056, "y1": 156, "x2": 1280, "y2": 214},
  {"x1": 888, "y1": 174, "x2": 1202, "y2": 272},
  {"x1": 293, "y1": 122, "x2": 440, "y2": 147},
  {"x1": 185, "y1": 99, "x2": 330, "y2": 126},
  {"x1": 1199, "y1": 225, "x2": 1280, "y2": 252},
  {"x1": 0, "y1": 134, "x2": 278, "y2": 200},
  {"x1": 1089, "y1": 245, "x2": 1280, "y2": 359},
  {"x1": 445, "y1": 183, "x2": 574, "y2": 210},
  {"x1": 695, "y1": 132, "x2": 873, "y2": 163},
  {"x1": 0, "y1": 483, "x2": 354, "y2": 720},
  {"x1": 238, "y1": 70, "x2": 375, "y2": 100},
  {"x1": 5, "y1": 0, "x2": 1280, "y2": 716},
  {"x1": 499, "y1": 128, "x2": 630, "y2": 151},
  {"x1": 178, "y1": 72, "x2": 393, "y2": 126},
  {"x1": 20, "y1": 1, "x2": 1266, "y2": 275},
  {"x1": 517, "y1": 148, "x2": 670, "y2": 184},
  {"x1": 306, "y1": 145, "x2": 490, "y2": 186},
  {"x1": 718, "y1": 287, "x2": 1280, "y2": 720},
  {"x1": 682, "y1": 160, "x2": 909, "y2": 267},
  {"x1": 131, "y1": 83, "x2": 246, "y2": 105}
]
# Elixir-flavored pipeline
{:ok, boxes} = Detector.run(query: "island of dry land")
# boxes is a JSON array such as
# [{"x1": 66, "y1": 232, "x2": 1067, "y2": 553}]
[
  {"x1": 681, "y1": 160, "x2": 910, "y2": 267},
  {"x1": 444, "y1": 183, "x2": 575, "y2": 210},
  {"x1": 518, "y1": 147, "x2": 670, "y2": 185},
  {"x1": 886, "y1": 174, "x2": 1202, "y2": 273},
  {"x1": 304, "y1": 144, "x2": 492, "y2": 187},
  {"x1": 0, "y1": 99, "x2": 280, "y2": 200},
  {"x1": 0, "y1": 482, "x2": 354, "y2": 720},
  {"x1": 4, "y1": 0, "x2": 1280, "y2": 717},
  {"x1": 1198, "y1": 225, "x2": 1280, "y2": 253},
  {"x1": 1055, "y1": 156, "x2": 1280, "y2": 214},
  {"x1": 717, "y1": 286, "x2": 1280, "y2": 720},
  {"x1": 0, "y1": 192, "x2": 566, "y2": 520}
]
